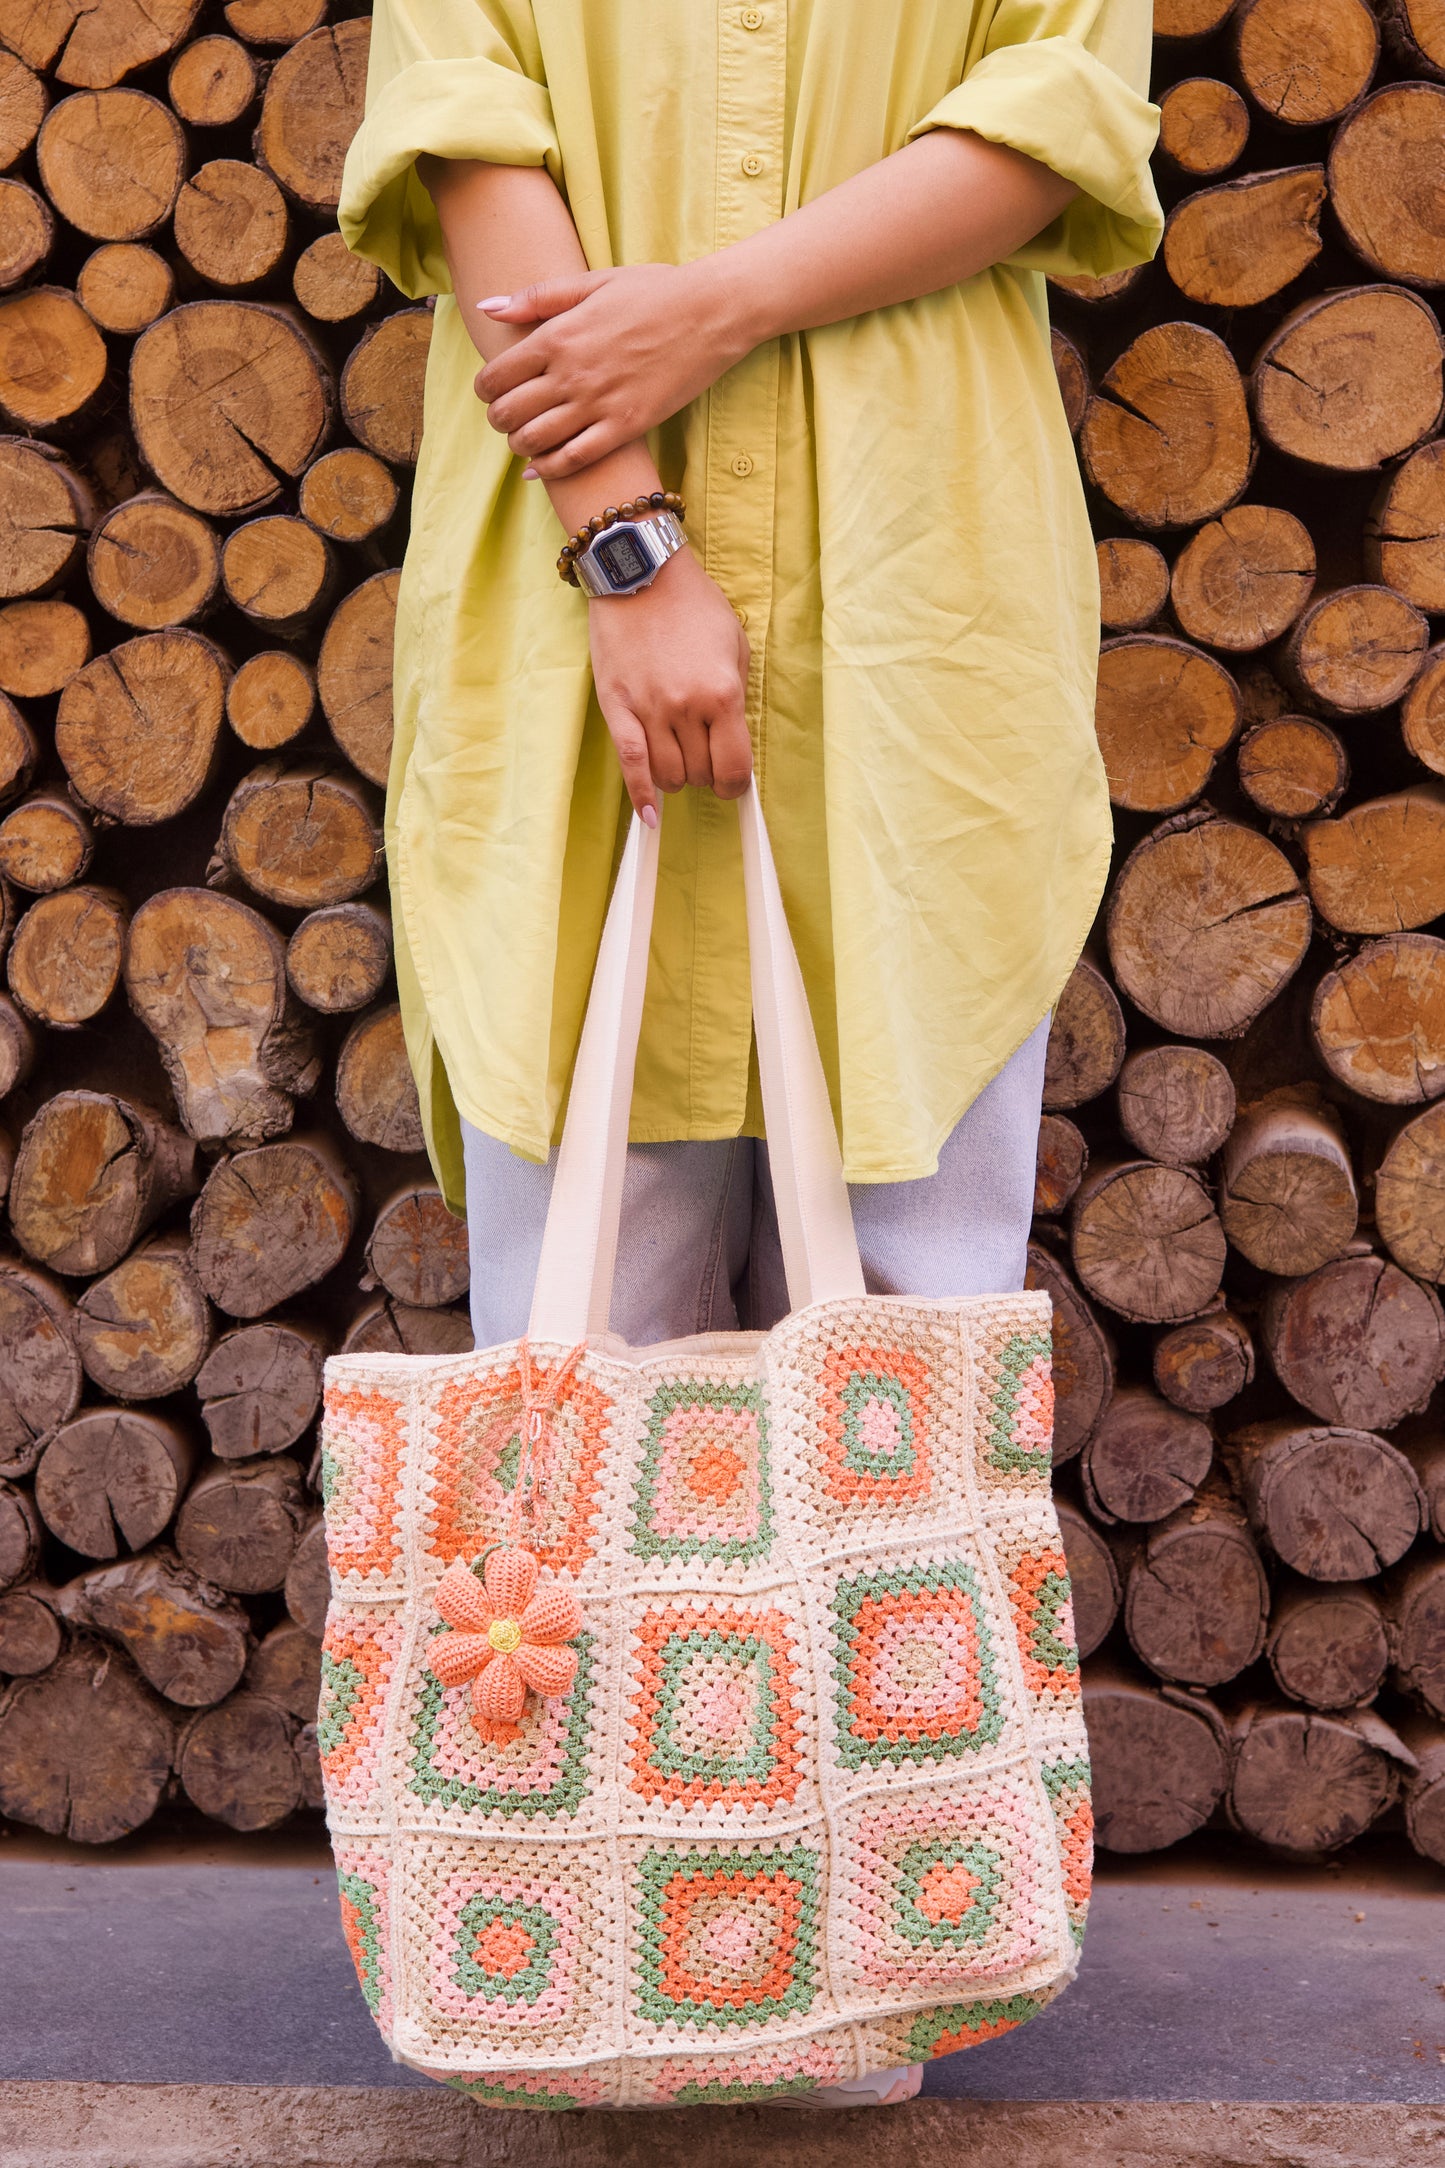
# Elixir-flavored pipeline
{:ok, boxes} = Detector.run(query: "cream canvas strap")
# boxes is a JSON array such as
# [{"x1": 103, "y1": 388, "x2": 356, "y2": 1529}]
[{"x1": 529, "y1": 782, "x2": 865, "y2": 1344}]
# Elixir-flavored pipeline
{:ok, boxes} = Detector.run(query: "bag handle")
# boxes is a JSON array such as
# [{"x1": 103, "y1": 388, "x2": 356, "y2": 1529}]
[{"x1": 529, "y1": 782, "x2": 864, "y2": 1343}]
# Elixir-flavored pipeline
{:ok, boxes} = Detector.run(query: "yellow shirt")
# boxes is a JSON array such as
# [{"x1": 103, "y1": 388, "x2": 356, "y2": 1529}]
[{"x1": 339, "y1": 0, "x2": 1162, "y2": 1213}]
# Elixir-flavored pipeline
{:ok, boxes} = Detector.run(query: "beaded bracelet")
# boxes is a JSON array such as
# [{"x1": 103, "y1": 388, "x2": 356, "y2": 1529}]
[{"x1": 557, "y1": 491, "x2": 686, "y2": 586}]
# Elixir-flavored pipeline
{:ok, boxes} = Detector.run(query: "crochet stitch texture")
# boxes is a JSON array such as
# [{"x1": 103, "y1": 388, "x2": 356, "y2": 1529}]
[{"x1": 319, "y1": 1290, "x2": 1091, "y2": 2109}]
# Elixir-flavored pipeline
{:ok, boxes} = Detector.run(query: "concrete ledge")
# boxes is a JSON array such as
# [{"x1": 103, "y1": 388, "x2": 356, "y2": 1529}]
[{"x1": 3, "y1": 2087, "x2": 1444, "y2": 2168}]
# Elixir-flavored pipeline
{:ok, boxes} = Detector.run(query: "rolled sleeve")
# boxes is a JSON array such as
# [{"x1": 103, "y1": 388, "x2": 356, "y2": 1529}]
[
  {"x1": 339, "y1": 0, "x2": 560, "y2": 299},
  {"x1": 907, "y1": 0, "x2": 1163, "y2": 279}
]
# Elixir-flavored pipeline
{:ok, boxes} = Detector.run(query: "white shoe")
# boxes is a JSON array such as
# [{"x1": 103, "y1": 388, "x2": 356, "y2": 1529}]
[{"x1": 778, "y1": 2064, "x2": 924, "y2": 2108}]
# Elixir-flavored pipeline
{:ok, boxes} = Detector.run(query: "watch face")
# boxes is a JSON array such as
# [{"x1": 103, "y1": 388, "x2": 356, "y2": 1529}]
[{"x1": 592, "y1": 527, "x2": 651, "y2": 588}]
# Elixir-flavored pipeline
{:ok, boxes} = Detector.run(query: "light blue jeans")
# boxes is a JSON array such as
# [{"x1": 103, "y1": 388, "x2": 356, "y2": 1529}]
[{"x1": 462, "y1": 1015, "x2": 1050, "y2": 1348}]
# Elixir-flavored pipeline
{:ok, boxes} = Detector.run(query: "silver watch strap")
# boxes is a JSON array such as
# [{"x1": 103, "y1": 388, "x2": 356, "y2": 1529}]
[{"x1": 573, "y1": 511, "x2": 686, "y2": 597}]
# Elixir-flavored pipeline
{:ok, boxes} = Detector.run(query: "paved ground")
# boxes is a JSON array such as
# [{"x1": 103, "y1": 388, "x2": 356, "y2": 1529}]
[{"x1": 1, "y1": 1845, "x2": 1443, "y2": 2105}]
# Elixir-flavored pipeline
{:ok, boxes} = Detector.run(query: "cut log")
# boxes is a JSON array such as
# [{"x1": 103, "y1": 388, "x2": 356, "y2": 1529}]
[
  {"x1": 0, "y1": 1638, "x2": 173, "y2": 1843},
  {"x1": 1048, "y1": 265, "x2": 1148, "y2": 307},
  {"x1": 9, "y1": 1090, "x2": 199, "y2": 1276},
  {"x1": 34, "y1": 1406, "x2": 195, "y2": 1557},
  {"x1": 1237, "y1": 715, "x2": 1348, "y2": 822},
  {"x1": 0, "y1": 1476, "x2": 40, "y2": 1589},
  {"x1": 0, "y1": 439, "x2": 93, "y2": 598},
  {"x1": 1084, "y1": 1672, "x2": 1229, "y2": 1851},
  {"x1": 0, "y1": 988, "x2": 34, "y2": 1098},
  {"x1": 196, "y1": 1319, "x2": 325, "y2": 1459},
  {"x1": 175, "y1": 1455, "x2": 305, "y2": 1593},
  {"x1": 1107, "y1": 809, "x2": 1312, "y2": 1039},
  {"x1": 0, "y1": 793, "x2": 94, "y2": 893},
  {"x1": 365, "y1": 1183, "x2": 469, "y2": 1309},
  {"x1": 316, "y1": 566, "x2": 398, "y2": 788},
  {"x1": 0, "y1": 176, "x2": 53, "y2": 288},
  {"x1": 225, "y1": 0, "x2": 326, "y2": 41},
  {"x1": 73, "y1": 1232, "x2": 212, "y2": 1402},
  {"x1": 0, "y1": 0, "x2": 200, "y2": 87},
  {"x1": 0, "y1": 1259, "x2": 80, "y2": 1477},
  {"x1": 75, "y1": 242, "x2": 174, "y2": 334},
  {"x1": 1094, "y1": 634, "x2": 1240, "y2": 813},
  {"x1": 1041, "y1": 957, "x2": 1126, "y2": 1111},
  {"x1": 1263, "y1": 1253, "x2": 1445, "y2": 1432},
  {"x1": 339, "y1": 1295, "x2": 474, "y2": 1357},
  {"x1": 1218, "y1": 1090, "x2": 1358, "y2": 1276},
  {"x1": 1124, "y1": 1490, "x2": 1270, "y2": 1688},
  {"x1": 1378, "y1": 0, "x2": 1445, "y2": 77},
  {"x1": 1387, "y1": 1551, "x2": 1445, "y2": 1719},
  {"x1": 1034, "y1": 1113, "x2": 1088, "y2": 1217},
  {"x1": 1365, "y1": 442, "x2": 1445, "y2": 615},
  {"x1": 339, "y1": 309, "x2": 431, "y2": 467},
  {"x1": 0, "y1": 49, "x2": 46, "y2": 168},
  {"x1": 283, "y1": 1511, "x2": 329, "y2": 1633},
  {"x1": 8, "y1": 886, "x2": 128, "y2": 1028},
  {"x1": 1229, "y1": 1420, "x2": 1424, "y2": 1578},
  {"x1": 334, "y1": 1003, "x2": 424, "y2": 1154},
  {"x1": 1229, "y1": 1705, "x2": 1404, "y2": 1852},
  {"x1": 1016, "y1": 1244, "x2": 1114, "y2": 1456},
  {"x1": 1081, "y1": 1384, "x2": 1213, "y2": 1524},
  {"x1": 1163, "y1": 166, "x2": 1324, "y2": 309},
  {"x1": 0, "y1": 1584, "x2": 62, "y2": 1676},
  {"x1": 217, "y1": 760, "x2": 382, "y2": 910},
  {"x1": 1071, "y1": 1158, "x2": 1227, "y2": 1324},
  {"x1": 246, "y1": 1617, "x2": 320, "y2": 1721},
  {"x1": 1266, "y1": 1577, "x2": 1389, "y2": 1710},
  {"x1": 1157, "y1": 76, "x2": 1250, "y2": 175},
  {"x1": 1055, "y1": 1500, "x2": 1120, "y2": 1658},
  {"x1": 1252, "y1": 288, "x2": 1445, "y2": 470},
  {"x1": 292, "y1": 231, "x2": 380, "y2": 323},
  {"x1": 226, "y1": 649, "x2": 315, "y2": 752},
  {"x1": 300, "y1": 448, "x2": 398, "y2": 544},
  {"x1": 1096, "y1": 538, "x2": 1168, "y2": 631},
  {"x1": 1377, "y1": 1101, "x2": 1445, "y2": 1280},
  {"x1": 177, "y1": 1690, "x2": 301, "y2": 1829},
  {"x1": 1156, "y1": 0, "x2": 1237, "y2": 36},
  {"x1": 1170, "y1": 506, "x2": 1314, "y2": 654},
  {"x1": 1116, "y1": 1044, "x2": 1235, "y2": 1166},
  {"x1": 285, "y1": 901, "x2": 391, "y2": 1015},
  {"x1": 168, "y1": 34, "x2": 258, "y2": 127},
  {"x1": 59, "y1": 1548, "x2": 249, "y2": 1706},
  {"x1": 1400, "y1": 1719, "x2": 1445, "y2": 1868},
  {"x1": 1153, "y1": 1309, "x2": 1255, "y2": 1413},
  {"x1": 125, "y1": 887, "x2": 322, "y2": 1148},
  {"x1": 1280, "y1": 585, "x2": 1427, "y2": 717},
  {"x1": 0, "y1": 598, "x2": 90, "y2": 695},
  {"x1": 57, "y1": 630, "x2": 227, "y2": 823},
  {"x1": 1232, "y1": 0, "x2": 1379, "y2": 127},
  {"x1": 174, "y1": 158, "x2": 287, "y2": 289},
  {"x1": 0, "y1": 695, "x2": 34, "y2": 805},
  {"x1": 130, "y1": 301, "x2": 333, "y2": 518},
  {"x1": 190, "y1": 1132, "x2": 358, "y2": 1317},
  {"x1": 222, "y1": 514, "x2": 336, "y2": 633},
  {"x1": 1080, "y1": 322, "x2": 1253, "y2": 530},
  {"x1": 253, "y1": 18, "x2": 369, "y2": 212},
  {"x1": 0, "y1": 286, "x2": 107, "y2": 431},
  {"x1": 1311, "y1": 933, "x2": 1445, "y2": 1105},
  {"x1": 1400, "y1": 1431, "x2": 1445, "y2": 1542},
  {"x1": 1050, "y1": 327, "x2": 1088, "y2": 435},
  {"x1": 1304, "y1": 786, "x2": 1445, "y2": 935},
  {"x1": 36, "y1": 89, "x2": 185, "y2": 239},
  {"x1": 1330, "y1": 85, "x2": 1445, "y2": 288},
  {"x1": 87, "y1": 493, "x2": 221, "y2": 631}
]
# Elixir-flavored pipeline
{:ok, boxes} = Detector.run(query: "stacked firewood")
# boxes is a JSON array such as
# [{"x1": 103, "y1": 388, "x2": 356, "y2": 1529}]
[
  {"x1": 1041, "y1": 0, "x2": 1445, "y2": 1869},
  {"x1": 0, "y1": 1, "x2": 1443, "y2": 1868}
]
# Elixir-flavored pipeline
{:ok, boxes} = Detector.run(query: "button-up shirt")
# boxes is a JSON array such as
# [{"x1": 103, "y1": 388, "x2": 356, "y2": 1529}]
[{"x1": 340, "y1": 0, "x2": 1162, "y2": 1211}]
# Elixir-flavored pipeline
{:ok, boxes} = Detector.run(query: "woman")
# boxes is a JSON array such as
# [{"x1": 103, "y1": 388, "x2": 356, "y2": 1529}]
[{"x1": 339, "y1": 6, "x2": 1158, "y2": 2095}]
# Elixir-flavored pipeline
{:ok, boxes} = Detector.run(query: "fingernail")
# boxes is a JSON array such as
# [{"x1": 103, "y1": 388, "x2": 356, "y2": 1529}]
[
  {"x1": 640, "y1": 804, "x2": 659, "y2": 829},
  {"x1": 522, "y1": 466, "x2": 539, "y2": 479},
  {"x1": 478, "y1": 296, "x2": 511, "y2": 311}
]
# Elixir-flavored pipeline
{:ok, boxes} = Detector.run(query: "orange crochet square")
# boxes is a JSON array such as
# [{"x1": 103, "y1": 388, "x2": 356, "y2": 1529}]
[
  {"x1": 657, "y1": 1865, "x2": 808, "y2": 2013},
  {"x1": 628, "y1": 1603, "x2": 803, "y2": 1809},
  {"x1": 818, "y1": 1343, "x2": 932, "y2": 1504},
  {"x1": 324, "y1": 1385, "x2": 406, "y2": 1580},
  {"x1": 1007, "y1": 1549, "x2": 1082, "y2": 1699},
  {"x1": 426, "y1": 1360, "x2": 610, "y2": 1575},
  {"x1": 846, "y1": 1585, "x2": 985, "y2": 1746}
]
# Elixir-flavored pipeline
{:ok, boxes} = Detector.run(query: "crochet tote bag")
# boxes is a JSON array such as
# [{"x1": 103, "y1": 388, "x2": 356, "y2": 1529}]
[{"x1": 318, "y1": 785, "x2": 1091, "y2": 2111}]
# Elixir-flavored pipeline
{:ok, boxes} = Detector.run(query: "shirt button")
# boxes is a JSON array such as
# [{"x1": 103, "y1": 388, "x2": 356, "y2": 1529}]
[
  {"x1": 741, "y1": 6, "x2": 765, "y2": 25},
  {"x1": 731, "y1": 452, "x2": 755, "y2": 477},
  {"x1": 740, "y1": 151, "x2": 765, "y2": 177}
]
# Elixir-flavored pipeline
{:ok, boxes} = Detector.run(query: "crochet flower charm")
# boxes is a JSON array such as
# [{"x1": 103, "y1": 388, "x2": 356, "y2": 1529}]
[{"x1": 429, "y1": 1546, "x2": 582, "y2": 1744}]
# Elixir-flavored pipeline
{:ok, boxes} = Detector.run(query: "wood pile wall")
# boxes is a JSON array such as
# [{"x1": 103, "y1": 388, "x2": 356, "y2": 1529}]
[{"x1": 0, "y1": 0, "x2": 1442, "y2": 1866}]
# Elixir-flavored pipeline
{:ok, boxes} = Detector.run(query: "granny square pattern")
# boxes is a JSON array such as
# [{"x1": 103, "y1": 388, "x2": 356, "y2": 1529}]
[{"x1": 320, "y1": 1290, "x2": 1090, "y2": 2104}]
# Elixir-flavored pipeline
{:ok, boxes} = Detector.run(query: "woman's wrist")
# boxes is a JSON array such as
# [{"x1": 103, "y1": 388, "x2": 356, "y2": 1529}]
[{"x1": 681, "y1": 249, "x2": 775, "y2": 373}]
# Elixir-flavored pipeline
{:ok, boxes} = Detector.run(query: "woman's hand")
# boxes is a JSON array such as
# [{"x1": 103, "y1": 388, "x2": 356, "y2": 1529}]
[
  {"x1": 587, "y1": 547, "x2": 752, "y2": 823},
  {"x1": 475, "y1": 262, "x2": 752, "y2": 480}
]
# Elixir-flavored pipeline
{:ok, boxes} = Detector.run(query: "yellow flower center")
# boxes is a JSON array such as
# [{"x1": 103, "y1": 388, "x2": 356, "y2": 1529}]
[{"x1": 488, "y1": 1617, "x2": 523, "y2": 1654}]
